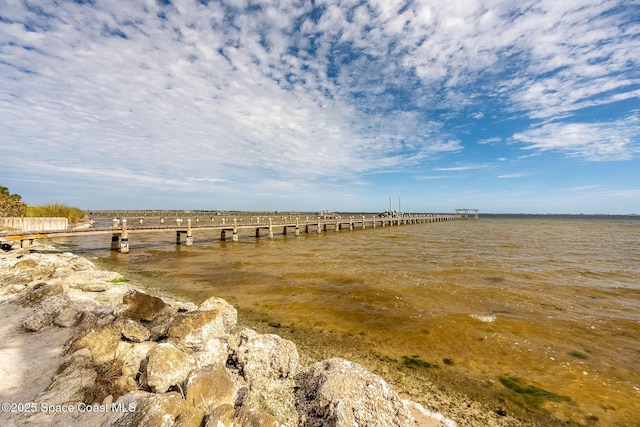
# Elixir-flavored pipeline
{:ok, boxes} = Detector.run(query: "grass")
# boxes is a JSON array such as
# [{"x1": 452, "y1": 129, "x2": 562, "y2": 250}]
[
  {"x1": 107, "y1": 277, "x2": 129, "y2": 283},
  {"x1": 91, "y1": 351, "x2": 135, "y2": 404},
  {"x1": 26, "y1": 203, "x2": 85, "y2": 224}
]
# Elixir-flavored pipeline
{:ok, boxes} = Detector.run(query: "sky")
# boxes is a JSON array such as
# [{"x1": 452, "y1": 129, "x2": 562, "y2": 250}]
[{"x1": 1, "y1": 0, "x2": 639, "y2": 214}]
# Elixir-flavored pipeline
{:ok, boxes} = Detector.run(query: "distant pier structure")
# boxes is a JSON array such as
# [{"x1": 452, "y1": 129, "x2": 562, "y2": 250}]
[{"x1": 455, "y1": 208, "x2": 478, "y2": 219}]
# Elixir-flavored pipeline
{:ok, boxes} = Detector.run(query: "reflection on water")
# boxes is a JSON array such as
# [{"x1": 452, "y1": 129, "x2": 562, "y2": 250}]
[{"x1": 55, "y1": 218, "x2": 640, "y2": 425}]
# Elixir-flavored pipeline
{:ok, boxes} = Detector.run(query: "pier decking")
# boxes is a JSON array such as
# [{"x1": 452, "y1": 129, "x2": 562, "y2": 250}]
[{"x1": 1, "y1": 213, "x2": 471, "y2": 253}]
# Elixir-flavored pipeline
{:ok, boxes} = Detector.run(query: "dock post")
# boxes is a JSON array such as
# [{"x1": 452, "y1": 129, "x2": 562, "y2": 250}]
[
  {"x1": 362, "y1": 215, "x2": 365, "y2": 229},
  {"x1": 349, "y1": 217, "x2": 354, "y2": 230},
  {"x1": 139, "y1": 217, "x2": 144, "y2": 225},
  {"x1": 232, "y1": 219, "x2": 239, "y2": 242},
  {"x1": 372, "y1": 215, "x2": 376, "y2": 228},
  {"x1": 268, "y1": 218, "x2": 274, "y2": 238},
  {"x1": 220, "y1": 230, "x2": 226, "y2": 241},
  {"x1": 111, "y1": 234, "x2": 120, "y2": 251},
  {"x1": 20, "y1": 238, "x2": 31, "y2": 253},
  {"x1": 113, "y1": 218, "x2": 119, "y2": 229},
  {"x1": 317, "y1": 218, "x2": 322, "y2": 234},
  {"x1": 186, "y1": 219, "x2": 193, "y2": 246},
  {"x1": 160, "y1": 217, "x2": 165, "y2": 224},
  {"x1": 295, "y1": 218, "x2": 300, "y2": 235},
  {"x1": 120, "y1": 220, "x2": 129, "y2": 253}
]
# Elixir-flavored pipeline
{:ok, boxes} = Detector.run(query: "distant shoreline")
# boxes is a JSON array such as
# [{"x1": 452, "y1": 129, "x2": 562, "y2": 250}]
[{"x1": 83, "y1": 210, "x2": 640, "y2": 219}]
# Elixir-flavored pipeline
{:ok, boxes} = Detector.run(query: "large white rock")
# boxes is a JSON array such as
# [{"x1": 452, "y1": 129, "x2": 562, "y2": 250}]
[
  {"x1": 144, "y1": 342, "x2": 195, "y2": 393},
  {"x1": 296, "y1": 357, "x2": 415, "y2": 427},
  {"x1": 228, "y1": 328, "x2": 299, "y2": 382}
]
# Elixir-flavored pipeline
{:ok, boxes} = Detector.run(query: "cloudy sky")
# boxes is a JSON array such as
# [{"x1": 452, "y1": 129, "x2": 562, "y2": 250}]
[{"x1": 1, "y1": 0, "x2": 639, "y2": 213}]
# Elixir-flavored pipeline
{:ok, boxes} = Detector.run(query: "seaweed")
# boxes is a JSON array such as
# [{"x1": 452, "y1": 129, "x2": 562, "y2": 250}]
[
  {"x1": 106, "y1": 277, "x2": 129, "y2": 283},
  {"x1": 401, "y1": 355, "x2": 439, "y2": 369},
  {"x1": 499, "y1": 376, "x2": 574, "y2": 407},
  {"x1": 568, "y1": 351, "x2": 589, "y2": 360}
]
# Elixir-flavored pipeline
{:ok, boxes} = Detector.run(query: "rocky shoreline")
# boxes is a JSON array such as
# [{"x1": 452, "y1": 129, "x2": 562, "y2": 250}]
[{"x1": 0, "y1": 243, "x2": 521, "y2": 426}]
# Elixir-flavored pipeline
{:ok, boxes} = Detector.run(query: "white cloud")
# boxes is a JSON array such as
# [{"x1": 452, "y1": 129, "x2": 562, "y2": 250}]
[
  {"x1": 497, "y1": 173, "x2": 528, "y2": 179},
  {"x1": 434, "y1": 164, "x2": 490, "y2": 171},
  {"x1": 513, "y1": 115, "x2": 640, "y2": 160},
  {"x1": 478, "y1": 137, "x2": 502, "y2": 145}
]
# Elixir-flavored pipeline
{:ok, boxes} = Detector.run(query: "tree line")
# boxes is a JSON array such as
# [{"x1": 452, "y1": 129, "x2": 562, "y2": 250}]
[{"x1": 0, "y1": 185, "x2": 27, "y2": 217}]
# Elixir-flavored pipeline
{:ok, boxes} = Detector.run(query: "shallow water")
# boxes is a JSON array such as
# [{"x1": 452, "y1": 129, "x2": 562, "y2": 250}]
[{"x1": 55, "y1": 217, "x2": 640, "y2": 425}]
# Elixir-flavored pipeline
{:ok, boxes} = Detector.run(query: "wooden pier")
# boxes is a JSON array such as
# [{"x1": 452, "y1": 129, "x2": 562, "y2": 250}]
[{"x1": 1, "y1": 213, "x2": 467, "y2": 253}]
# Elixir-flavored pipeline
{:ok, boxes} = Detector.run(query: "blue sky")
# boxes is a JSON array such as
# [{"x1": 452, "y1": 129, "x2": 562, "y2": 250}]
[{"x1": 1, "y1": 0, "x2": 639, "y2": 214}]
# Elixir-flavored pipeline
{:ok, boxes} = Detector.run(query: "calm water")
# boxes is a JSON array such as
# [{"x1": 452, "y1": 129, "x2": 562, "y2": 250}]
[{"x1": 54, "y1": 217, "x2": 640, "y2": 425}]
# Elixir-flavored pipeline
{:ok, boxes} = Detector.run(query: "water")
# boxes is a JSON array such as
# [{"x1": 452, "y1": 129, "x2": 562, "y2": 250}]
[{"x1": 53, "y1": 217, "x2": 640, "y2": 425}]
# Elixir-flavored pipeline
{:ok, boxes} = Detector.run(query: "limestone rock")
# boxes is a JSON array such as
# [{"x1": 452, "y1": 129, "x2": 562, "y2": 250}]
[
  {"x1": 203, "y1": 404, "x2": 235, "y2": 427},
  {"x1": 241, "y1": 376, "x2": 298, "y2": 426},
  {"x1": 73, "y1": 308, "x2": 116, "y2": 336},
  {"x1": 192, "y1": 338, "x2": 229, "y2": 368},
  {"x1": 69, "y1": 322, "x2": 122, "y2": 364},
  {"x1": 168, "y1": 309, "x2": 230, "y2": 351},
  {"x1": 79, "y1": 282, "x2": 111, "y2": 292},
  {"x1": 112, "y1": 375, "x2": 139, "y2": 396},
  {"x1": 199, "y1": 296, "x2": 238, "y2": 331},
  {"x1": 17, "y1": 280, "x2": 64, "y2": 306},
  {"x1": 21, "y1": 294, "x2": 71, "y2": 332},
  {"x1": 108, "y1": 391, "x2": 196, "y2": 427},
  {"x1": 54, "y1": 305, "x2": 82, "y2": 328},
  {"x1": 144, "y1": 342, "x2": 195, "y2": 393},
  {"x1": 9, "y1": 256, "x2": 57, "y2": 285},
  {"x1": 234, "y1": 405, "x2": 282, "y2": 427},
  {"x1": 117, "y1": 289, "x2": 168, "y2": 321},
  {"x1": 184, "y1": 364, "x2": 235, "y2": 413},
  {"x1": 229, "y1": 328, "x2": 299, "y2": 382},
  {"x1": 175, "y1": 407, "x2": 207, "y2": 427},
  {"x1": 296, "y1": 357, "x2": 415, "y2": 427},
  {"x1": 121, "y1": 318, "x2": 151, "y2": 343},
  {"x1": 51, "y1": 254, "x2": 95, "y2": 275},
  {"x1": 117, "y1": 341, "x2": 157, "y2": 379}
]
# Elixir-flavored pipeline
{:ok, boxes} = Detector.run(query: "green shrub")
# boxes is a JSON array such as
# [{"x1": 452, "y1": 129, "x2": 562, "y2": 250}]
[{"x1": 0, "y1": 186, "x2": 27, "y2": 217}]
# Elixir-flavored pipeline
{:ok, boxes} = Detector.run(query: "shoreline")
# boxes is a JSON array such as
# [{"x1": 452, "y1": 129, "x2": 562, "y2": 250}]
[{"x1": 0, "y1": 242, "x2": 477, "y2": 426}]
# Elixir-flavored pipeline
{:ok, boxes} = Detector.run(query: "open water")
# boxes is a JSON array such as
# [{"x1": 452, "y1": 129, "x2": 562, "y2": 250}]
[{"x1": 55, "y1": 216, "x2": 640, "y2": 425}]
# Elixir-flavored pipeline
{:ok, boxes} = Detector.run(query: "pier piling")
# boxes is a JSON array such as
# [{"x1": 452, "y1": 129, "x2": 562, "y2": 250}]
[
  {"x1": 120, "y1": 220, "x2": 129, "y2": 253},
  {"x1": 186, "y1": 219, "x2": 193, "y2": 246}
]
